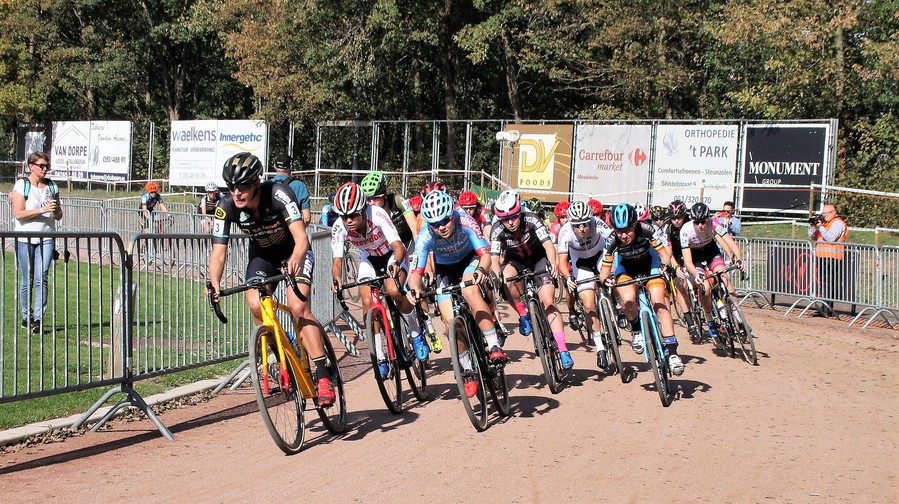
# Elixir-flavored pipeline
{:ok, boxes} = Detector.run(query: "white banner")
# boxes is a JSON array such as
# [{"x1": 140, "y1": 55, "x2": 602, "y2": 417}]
[
  {"x1": 572, "y1": 124, "x2": 652, "y2": 205},
  {"x1": 50, "y1": 121, "x2": 132, "y2": 182},
  {"x1": 651, "y1": 124, "x2": 739, "y2": 208},
  {"x1": 169, "y1": 119, "x2": 267, "y2": 187}
]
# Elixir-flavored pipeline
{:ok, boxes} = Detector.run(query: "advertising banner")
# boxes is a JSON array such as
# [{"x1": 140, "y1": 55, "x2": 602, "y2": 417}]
[
  {"x1": 169, "y1": 119, "x2": 267, "y2": 187},
  {"x1": 16, "y1": 122, "x2": 50, "y2": 172},
  {"x1": 740, "y1": 123, "x2": 830, "y2": 213},
  {"x1": 50, "y1": 121, "x2": 132, "y2": 182},
  {"x1": 501, "y1": 123, "x2": 573, "y2": 201},
  {"x1": 650, "y1": 124, "x2": 739, "y2": 209},
  {"x1": 572, "y1": 124, "x2": 651, "y2": 205}
]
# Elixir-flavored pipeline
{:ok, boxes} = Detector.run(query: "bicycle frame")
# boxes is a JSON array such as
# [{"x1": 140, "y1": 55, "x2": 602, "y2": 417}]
[{"x1": 258, "y1": 295, "x2": 317, "y2": 399}]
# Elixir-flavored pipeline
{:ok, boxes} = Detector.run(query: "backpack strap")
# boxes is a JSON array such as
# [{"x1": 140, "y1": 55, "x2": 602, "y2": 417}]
[{"x1": 19, "y1": 177, "x2": 57, "y2": 198}]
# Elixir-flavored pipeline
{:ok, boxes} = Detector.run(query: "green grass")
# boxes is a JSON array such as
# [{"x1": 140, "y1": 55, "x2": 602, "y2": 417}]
[{"x1": 1, "y1": 250, "x2": 250, "y2": 431}]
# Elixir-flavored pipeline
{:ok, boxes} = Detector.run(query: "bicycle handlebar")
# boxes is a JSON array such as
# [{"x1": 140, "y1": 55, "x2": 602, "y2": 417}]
[
  {"x1": 207, "y1": 266, "x2": 307, "y2": 325},
  {"x1": 613, "y1": 272, "x2": 667, "y2": 288},
  {"x1": 504, "y1": 268, "x2": 550, "y2": 283},
  {"x1": 418, "y1": 279, "x2": 476, "y2": 300}
]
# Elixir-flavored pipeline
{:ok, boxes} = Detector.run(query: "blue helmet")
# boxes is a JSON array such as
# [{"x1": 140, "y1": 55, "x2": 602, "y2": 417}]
[
  {"x1": 611, "y1": 203, "x2": 638, "y2": 230},
  {"x1": 421, "y1": 190, "x2": 455, "y2": 224}
]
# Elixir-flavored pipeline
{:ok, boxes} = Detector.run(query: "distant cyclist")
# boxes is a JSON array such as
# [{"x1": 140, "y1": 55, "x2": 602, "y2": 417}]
[
  {"x1": 140, "y1": 181, "x2": 169, "y2": 233},
  {"x1": 329, "y1": 182, "x2": 428, "y2": 377},
  {"x1": 664, "y1": 200, "x2": 701, "y2": 342},
  {"x1": 360, "y1": 171, "x2": 416, "y2": 245},
  {"x1": 197, "y1": 181, "x2": 222, "y2": 232},
  {"x1": 490, "y1": 190, "x2": 573, "y2": 369},
  {"x1": 558, "y1": 200, "x2": 614, "y2": 368},
  {"x1": 406, "y1": 190, "x2": 506, "y2": 399},
  {"x1": 678, "y1": 202, "x2": 747, "y2": 341},
  {"x1": 599, "y1": 203, "x2": 684, "y2": 376},
  {"x1": 207, "y1": 152, "x2": 335, "y2": 405}
]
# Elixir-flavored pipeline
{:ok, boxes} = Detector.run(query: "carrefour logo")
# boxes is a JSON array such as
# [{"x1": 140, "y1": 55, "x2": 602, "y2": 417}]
[{"x1": 629, "y1": 148, "x2": 647, "y2": 166}]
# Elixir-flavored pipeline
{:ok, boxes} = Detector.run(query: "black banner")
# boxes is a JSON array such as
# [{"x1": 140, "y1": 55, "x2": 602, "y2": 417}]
[
  {"x1": 16, "y1": 122, "x2": 51, "y2": 173},
  {"x1": 741, "y1": 124, "x2": 829, "y2": 213}
]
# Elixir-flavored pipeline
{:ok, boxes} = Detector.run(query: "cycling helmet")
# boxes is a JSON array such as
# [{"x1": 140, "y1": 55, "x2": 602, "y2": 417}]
[
  {"x1": 333, "y1": 182, "x2": 368, "y2": 216},
  {"x1": 554, "y1": 201, "x2": 571, "y2": 218},
  {"x1": 650, "y1": 205, "x2": 668, "y2": 221},
  {"x1": 689, "y1": 202, "x2": 711, "y2": 221},
  {"x1": 145, "y1": 181, "x2": 159, "y2": 192},
  {"x1": 459, "y1": 190, "x2": 478, "y2": 208},
  {"x1": 611, "y1": 203, "x2": 638, "y2": 230},
  {"x1": 421, "y1": 180, "x2": 446, "y2": 198},
  {"x1": 668, "y1": 200, "x2": 687, "y2": 218},
  {"x1": 587, "y1": 199, "x2": 603, "y2": 216},
  {"x1": 222, "y1": 152, "x2": 263, "y2": 189},
  {"x1": 634, "y1": 202, "x2": 649, "y2": 221},
  {"x1": 360, "y1": 171, "x2": 388, "y2": 197},
  {"x1": 205, "y1": 181, "x2": 218, "y2": 192},
  {"x1": 567, "y1": 201, "x2": 592, "y2": 223},
  {"x1": 408, "y1": 194, "x2": 423, "y2": 212},
  {"x1": 421, "y1": 190, "x2": 455, "y2": 224},
  {"x1": 494, "y1": 189, "x2": 522, "y2": 219}
]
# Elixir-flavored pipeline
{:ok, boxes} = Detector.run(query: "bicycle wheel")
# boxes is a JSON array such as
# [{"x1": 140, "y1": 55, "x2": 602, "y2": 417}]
[
  {"x1": 249, "y1": 325, "x2": 305, "y2": 454},
  {"x1": 395, "y1": 311, "x2": 428, "y2": 401},
  {"x1": 365, "y1": 308, "x2": 403, "y2": 414},
  {"x1": 343, "y1": 250, "x2": 360, "y2": 301},
  {"x1": 641, "y1": 311, "x2": 672, "y2": 407},
  {"x1": 529, "y1": 299, "x2": 560, "y2": 394},
  {"x1": 448, "y1": 315, "x2": 489, "y2": 431},
  {"x1": 488, "y1": 358, "x2": 511, "y2": 417},
  {"x1": 573, "y1": 298, "x2": 593, "y2": 346},
  {"x1": 599, "y1": 295, "x2": 625, "y2": 382},
  {"x1": 725, "y1": 295, "x2": 758, "y2": 365},
  {"x1": 316, "y1": 332, "x2": 348, "y2": 434}
]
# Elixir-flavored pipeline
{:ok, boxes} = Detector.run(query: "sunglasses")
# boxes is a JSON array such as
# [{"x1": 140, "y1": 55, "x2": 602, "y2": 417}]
[
  {"x1": 367, "y1": 195, "x2": 385, "y2": 202},
  {"x1": 344, "y1": 212, "x2": 362, "y2": 220},
  {"x1": 693, "y1": 220, "x2": 707, "y2": 225},
  {"x1": 573, "y1": 221, "x2": 590, "y2": 229},
  {"x1": 31, "y1": 162, "x2": 50, "y2": 169},
  {"x1": 429, "y1": 216, "x2": 452, "y2": 229},
  {"x1": 229, "y1": 182, "x2": 256, "y2": 192},
  {"x1": 500, "y1": 214, "x2": 520, "y2": 222}
]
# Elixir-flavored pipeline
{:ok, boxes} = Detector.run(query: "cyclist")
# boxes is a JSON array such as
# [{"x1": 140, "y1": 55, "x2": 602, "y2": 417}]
[
  {"x1": 599, "y1": 203, "x2": 685, "y2": 376},
  {"x1": 679, "y1": 202, "x2": 747, "y2": 341},
  {"x1": 650, "y1": 205, "x2": 668, "y2": 229},
  {"x1": 526, "y1": 197, "x2": 547, "y2": 223},
  {"x1": 271, "y1": 154, "x2": 312, "y2": 225},
  {"x1": 588, "y1": 198, "x2": 609, "y2": 226},
  {"x1": 490, "y1": 190, "x2": 573, "y2": 368},
  {"x1": 459, "y1": 190, "x2": 492, "y2": 236},
  {"x1": 329, "y1": 182, "x2": 428, "y2": 377},
  {"x1": 207, "y1": 152, "x2": 335, "y2": 406},
  {"x1": 197, "y1": 181, "x2": 221, "y2": 232},
  {"x1": 360, "y1": 171, "x2": 416, "y2": 245},
  {"x1": 558, "y1": 200, "x2": 613, "y2": 368},
  {"x1": 549, "y1": 201, "x2": 570, "y2": 244},
  {"x1": 664, "y1": 200, "x2": 701, "y2": 342},
  {"x1": 635, "y1": 202, "x2": 650, "y2": 222},
  {"x1": 140, "y1": 181, "x2": 169, "y2": 233},
  {"x1": 406, "y1": 190, "x2": 506, "y2": 399},
  {"x1": 320, "y1": 192, "x2": 339, "y2": 227}
]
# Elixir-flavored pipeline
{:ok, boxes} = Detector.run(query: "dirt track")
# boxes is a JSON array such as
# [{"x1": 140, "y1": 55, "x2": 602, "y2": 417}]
[{"x1": 1, "y1": 306, "x2": 897, "y2": 503}]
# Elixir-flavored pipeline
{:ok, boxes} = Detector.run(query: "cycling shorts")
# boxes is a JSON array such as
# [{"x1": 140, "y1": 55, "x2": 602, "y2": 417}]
[
  {"x1": 614, "y1": 247, "x2": 665, "y2": 290},
  {"x1": 247, "y1": 242, "x2": 314, "y2": 287},
  {"x1": 502, "y1": 257, "x2": 553, "y2": 288},
  {"x1": 434, "y1": 250, "x2": 480, "y2": 304}
]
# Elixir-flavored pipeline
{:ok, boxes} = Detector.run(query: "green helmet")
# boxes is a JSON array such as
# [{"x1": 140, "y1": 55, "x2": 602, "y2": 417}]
[{"x1": 360, "y1": 171, "x2": 388, "y2": 197}]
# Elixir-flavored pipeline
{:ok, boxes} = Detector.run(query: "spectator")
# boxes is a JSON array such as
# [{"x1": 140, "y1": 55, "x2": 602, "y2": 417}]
[
  {"x1": 808, "y1": 204, "x2": 849, "y2": 314},
  {"x1": 11, "y1": 152, "x2": 62, "y2": 333},
  {"x1": 716, "y1": 200, "x2": 742, "y2": 235},
  {"x1": 271, "y1": 154, "x2": 312, "y2": 224}
]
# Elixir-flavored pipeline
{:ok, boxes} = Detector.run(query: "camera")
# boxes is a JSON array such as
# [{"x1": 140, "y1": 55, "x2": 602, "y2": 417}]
[{"x1": 808, "y1": 214, "x2": 823, "y2": 225}]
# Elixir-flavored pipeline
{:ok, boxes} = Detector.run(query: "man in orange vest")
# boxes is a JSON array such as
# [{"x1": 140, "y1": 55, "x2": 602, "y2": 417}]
[{"x1": 808, "y1": 204, "x2": 848, "y2": 314}]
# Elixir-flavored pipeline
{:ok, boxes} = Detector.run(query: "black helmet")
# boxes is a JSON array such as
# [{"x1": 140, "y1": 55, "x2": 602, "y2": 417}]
[
  {"x1": 689, "y1": 202, "x2": 711, "y2": 221},
  {"x1": 668, "y1": 200, "x2": 687, "y2": 218},
  {"x1": 223, "y1": 152, "x2": 263, "y2": 189},
  {"x1": 650, "y1": 205, "x2": 668, "y2": 221}
]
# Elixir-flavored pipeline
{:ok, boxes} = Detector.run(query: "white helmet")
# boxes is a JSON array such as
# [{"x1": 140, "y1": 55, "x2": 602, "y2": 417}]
[
  {"x1": 333, "y1": 182, "x2": 367, "y2": 216},
  {"x1": 494, "y1": 189, "x2": 522, "y2": 219},
  {"x1": 205, "y1": 181, "x2": 218, "y2": 192}
]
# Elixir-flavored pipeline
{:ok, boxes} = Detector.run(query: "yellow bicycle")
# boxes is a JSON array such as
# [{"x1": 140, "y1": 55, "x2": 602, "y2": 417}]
[{"x1": 208, "y1": 273, "x2": 347, "y2": 454}]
